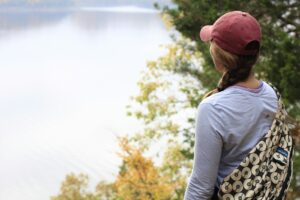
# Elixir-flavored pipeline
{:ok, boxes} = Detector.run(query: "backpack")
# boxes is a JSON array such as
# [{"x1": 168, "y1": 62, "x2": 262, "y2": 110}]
[{"x1": 217, "y1": 82, "x2": 294, "y2": 199}]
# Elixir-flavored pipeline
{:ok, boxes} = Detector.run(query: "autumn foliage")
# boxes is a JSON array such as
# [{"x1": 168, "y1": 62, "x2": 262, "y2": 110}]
[{"x1": 113, "y1": 137, "x2": 175, "y2": 200}]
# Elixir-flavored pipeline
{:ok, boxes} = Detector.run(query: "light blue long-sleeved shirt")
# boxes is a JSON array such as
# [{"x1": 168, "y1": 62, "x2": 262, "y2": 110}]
[{"x1": 184, "y1": 80, "x2": 278, "y2": 199}]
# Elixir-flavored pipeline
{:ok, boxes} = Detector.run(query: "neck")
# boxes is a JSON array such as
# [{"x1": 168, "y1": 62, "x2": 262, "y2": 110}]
[{"x1": 234, "y1": 73, "x2": 260, "y2": 89}]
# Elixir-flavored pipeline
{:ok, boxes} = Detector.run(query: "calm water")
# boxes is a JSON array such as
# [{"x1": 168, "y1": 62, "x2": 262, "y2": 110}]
[{"x1": 0, "y1": 7, "x2": 171, "y2": 200}]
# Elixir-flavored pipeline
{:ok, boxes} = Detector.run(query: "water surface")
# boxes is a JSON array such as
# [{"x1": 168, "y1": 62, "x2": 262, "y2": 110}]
[{"x1": 0, "y1": 7, "x2": 171, "y2": 200}]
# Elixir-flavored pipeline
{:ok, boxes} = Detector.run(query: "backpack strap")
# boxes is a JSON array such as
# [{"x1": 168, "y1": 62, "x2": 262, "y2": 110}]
[
  {"x1": 266, "y1": 82, "x2": 295, "y2": 199},
  {"x1": 266, "y1": 81, "x2": 281, "y2": 100},
  {"x1": 265, "y1": 81, "x2": 286, "y2": 121}
]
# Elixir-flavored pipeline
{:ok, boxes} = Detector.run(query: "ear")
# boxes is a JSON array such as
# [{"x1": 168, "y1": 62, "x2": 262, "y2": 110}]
[{"x1": 210, "y1": 43, "x2": 226, "y2": 73}]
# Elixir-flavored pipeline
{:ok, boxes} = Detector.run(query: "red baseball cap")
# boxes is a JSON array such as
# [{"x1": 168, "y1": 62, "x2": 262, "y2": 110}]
[{"x1": 199, "y1": 11, "x2": 261, "y2": 55}]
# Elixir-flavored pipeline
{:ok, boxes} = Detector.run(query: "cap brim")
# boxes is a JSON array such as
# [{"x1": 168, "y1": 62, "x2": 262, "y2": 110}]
[{"x1": 199, "y1": 25, "x2": 213, "y2": 42}]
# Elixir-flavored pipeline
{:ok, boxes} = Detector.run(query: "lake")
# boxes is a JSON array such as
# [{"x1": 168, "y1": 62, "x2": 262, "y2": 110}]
[{"x1": 0, "y1": 6, "x2": 172, "y2": 200}]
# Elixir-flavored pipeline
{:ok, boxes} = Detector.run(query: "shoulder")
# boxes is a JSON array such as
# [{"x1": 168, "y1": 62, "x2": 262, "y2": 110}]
[
  {"x1": 262, "y1": 81, "x2": 279, "y2": 99},
  {"x1": 195, "y1": 97, "x2": 225, "y2": 139},
  {"x1": 199, "y1": 88, "x2": 247, "y2": 110},
  {"x1": 197, "y1": 94, "x2": 222, "y2": 114},
  {"x1": 196, "y1": 95, "x2": 226, "y2": 126}
]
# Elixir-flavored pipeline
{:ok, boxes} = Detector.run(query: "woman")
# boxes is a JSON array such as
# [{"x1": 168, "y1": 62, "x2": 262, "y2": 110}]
[{"x1": 184, "y1": 11, "x2": 293, "y2": 199}]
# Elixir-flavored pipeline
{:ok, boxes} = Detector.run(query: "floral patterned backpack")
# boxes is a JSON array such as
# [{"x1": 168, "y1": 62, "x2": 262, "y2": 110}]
[{"x1": 217, "y1": 82, "x2": 294, "y2": 199}]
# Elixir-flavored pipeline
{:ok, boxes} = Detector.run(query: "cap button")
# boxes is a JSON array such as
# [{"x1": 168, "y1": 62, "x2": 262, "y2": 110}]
[{"x1": 242, "y1": 13, "x2": 247, "y2": 16}]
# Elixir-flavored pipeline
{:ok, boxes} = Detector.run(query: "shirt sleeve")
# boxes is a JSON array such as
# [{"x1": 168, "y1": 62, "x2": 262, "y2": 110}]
[{"x1": 184, "y1": 102, "x2": 223, "y2": 200}]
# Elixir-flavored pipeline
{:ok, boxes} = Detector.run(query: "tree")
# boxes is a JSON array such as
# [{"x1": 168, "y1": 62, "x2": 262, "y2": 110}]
[
  {"x1": 113, "y1": 136, "x2": 175, "y2": 200},
  {"x1": 126, "y1": 35, "x2": 210, "y2": 198},
  {"x1": 50, "y1": 173, "x2": 98, "y2": 200}
]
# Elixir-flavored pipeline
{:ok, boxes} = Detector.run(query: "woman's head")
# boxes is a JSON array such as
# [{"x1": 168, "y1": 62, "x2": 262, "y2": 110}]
[
  {"x1": 199, "y1": 11, "x2": 262, "y2": 97},
  {"x1": 210, "y1": 40, "x2": 260, "y2": 92}
]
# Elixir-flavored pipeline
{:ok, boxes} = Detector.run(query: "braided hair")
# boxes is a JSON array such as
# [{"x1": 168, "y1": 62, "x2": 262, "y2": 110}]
[{"x1": 203, "y1": 40, "x2": 260, "y2": 99}]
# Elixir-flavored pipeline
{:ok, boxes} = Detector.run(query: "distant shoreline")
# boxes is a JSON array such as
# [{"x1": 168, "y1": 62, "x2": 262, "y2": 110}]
[
  {"x1": 0, "y1": 5, "x2": 161, "y2": 13},
  {"x1": 0, "y1": 7, "x2": 72, "y2": 13}
]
